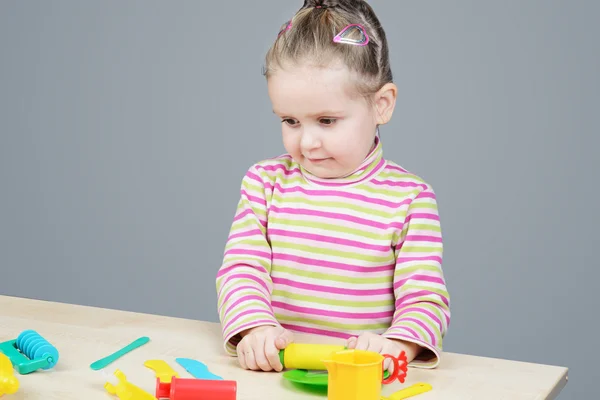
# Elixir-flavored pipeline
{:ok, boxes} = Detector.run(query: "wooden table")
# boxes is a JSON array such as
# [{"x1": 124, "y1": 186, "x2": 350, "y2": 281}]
[{"x1": 0, "y1": 295, "x2": 568, "y2": 399}]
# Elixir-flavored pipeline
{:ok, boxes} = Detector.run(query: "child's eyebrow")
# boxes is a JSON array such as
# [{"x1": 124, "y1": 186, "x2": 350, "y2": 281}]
[{"x1": 272, "y1": 110, "x2": 344, "y2": 117}]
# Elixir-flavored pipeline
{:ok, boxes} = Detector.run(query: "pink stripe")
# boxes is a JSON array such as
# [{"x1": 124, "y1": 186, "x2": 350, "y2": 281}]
[
  {"x1": 240, "y1": 190, "x2": 266, "y2": 207},
  {"x1": 273, "y1": 276, "x2": 393, "y2": 296},
  {"x1": 407, "y1": 213, "x2": 440, "y2": 222},
  {"x1": 272, "y1": 183, "x2": 408, "y2": 209},
  {"x1": 372, "y1": 179, "x2": 427, "y2": 189},
  {"x1": 217, "y1": 262, "x2": 269, "y2": 278},
  {"x1": 269, "y1": 206, "x2": 403, "y2": 230},
  {"x1": 219, "y1": 273, "x2": 270, "y2": 295},
  {"x1": 395, "y1": 317, "x2": 436, "y2": 345},
  {"x1": 269, "y1": 229, "x2": 390, "y2": 252},
  {"x1": 385, "y1": 164, "x2": 409, "y2": 174},
  {"x1": 394, "y1": 274, "x2": 446, "y2": 290},
  {"x1": 388, "y1": 326, "x2": 420, "y2": 340},
  {"x1": 281, "y1": 324, "x2": 351, "y2": 340},
  {"x1": 272, "y1": 301, "x2": 393, "y2": 320},
  {"x1": 244, "y1": 171, "x2": 263, "y2": 184},
  {"x1": 393, "y1": 307, "x2": 444, "y2": 332},
  {"x1": 274, "y1": 252, "x2": 394, "y2": 273},
  {"x1": 404, "y1": 235, "x2": 442, "y2": 243},
  {"x1": 417, "y1": 191, "x2": 436, "y2": 199},
  {"x1": 223, "y1": 308, "x2": 276, "y2": 333},
  {"x1": 226, "y1": 319, "x2": 279, "y2": 339},
  {"x1": 227, "y1": 229, "x2": 264, "y2": 241},
  {"x1": 224, "y1": 248, "x2": 271, "y2": 260},
  {"x1": 395, "y1": 290, "x2": 450, "y2": 308},
  {"x1": 233, "y1": 209, "x2": 266, "y2": 227},
  {"x1": 224, "y1": 294, "x2": 272, "y2": 317},
  {"x1": 257, "y1": 164, "x2": 302, "y2": 177},
  {"x1": 219, "y1": 285, "x2": 267, "y2": 312}
]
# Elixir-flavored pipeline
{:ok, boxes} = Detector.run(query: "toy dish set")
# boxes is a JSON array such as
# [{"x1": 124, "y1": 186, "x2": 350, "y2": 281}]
[{"x1": 0, "y1": 330, "x2": 431, "y2": 400}]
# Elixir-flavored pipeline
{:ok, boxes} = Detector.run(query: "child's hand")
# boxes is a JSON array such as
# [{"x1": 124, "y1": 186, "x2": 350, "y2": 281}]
[
  {"x1": 346, "y1": 332, "x2": 419, "y2": 370},
  {"x1": 236, "y1": 325, "x2": 294, "y2": 372}
]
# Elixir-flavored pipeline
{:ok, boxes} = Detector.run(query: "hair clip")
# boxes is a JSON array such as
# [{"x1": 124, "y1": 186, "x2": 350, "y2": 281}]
[
  {"x1": 278, "y1": 20, "x2": 293, "y2": 37},
  {"x1": 333, "y1": 24, "x2": 369, "y2": 46}
]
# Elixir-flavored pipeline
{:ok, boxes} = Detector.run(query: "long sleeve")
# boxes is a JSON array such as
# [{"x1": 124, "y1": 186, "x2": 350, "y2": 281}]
[
  {"x1": 216, "y1": 165, "x2": 280, "y2": 356},
  {"x1": 382, "y1": 185, "x2": 451, "y2": 368}
]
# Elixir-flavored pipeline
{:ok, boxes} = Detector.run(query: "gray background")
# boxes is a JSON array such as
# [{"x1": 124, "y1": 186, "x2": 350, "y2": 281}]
[{"x1": 1, "y1": 1, "x2": 597, "y2": 398}]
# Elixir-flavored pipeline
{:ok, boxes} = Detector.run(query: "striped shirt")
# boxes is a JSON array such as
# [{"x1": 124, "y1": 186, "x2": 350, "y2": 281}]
[{"x1": 216, "y1": 137, "x2": 450, "y2": 368}]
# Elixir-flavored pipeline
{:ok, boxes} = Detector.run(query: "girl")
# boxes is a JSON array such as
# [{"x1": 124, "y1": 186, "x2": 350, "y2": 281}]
[{"x1": 216, "y1": 0, "x2": 450, "y2": 373}]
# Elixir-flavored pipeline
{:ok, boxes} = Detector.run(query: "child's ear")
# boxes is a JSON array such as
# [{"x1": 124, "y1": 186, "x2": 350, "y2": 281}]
[{"x1": 374, "y1": 83, "x2": 397, "y2": 125}]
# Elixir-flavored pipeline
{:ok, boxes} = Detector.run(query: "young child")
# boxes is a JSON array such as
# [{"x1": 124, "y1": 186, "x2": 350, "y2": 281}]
[{"x1": 216, "y1": 0, "x2": 450, "y2": 373}]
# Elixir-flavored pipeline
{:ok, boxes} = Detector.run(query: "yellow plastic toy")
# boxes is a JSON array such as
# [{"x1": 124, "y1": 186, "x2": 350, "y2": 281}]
[
  {"x1": 322, "y1": 349, "x2": 405, "y2": 400},
  {"x1": 104, "y1": 369, "x2": 156, "y2": 400},
  {"x1": 143, "y1": 360, "x2": 179, "y2": 383},
  {"x1": 0, "y1": 353, "x2": 19, "y2": 396},
  {"x1": 385, "y1": 383, "x2": 432, "y2": 400},
  {"x1": 279, "y1": 343, "x2": 346, "y2": 370}
]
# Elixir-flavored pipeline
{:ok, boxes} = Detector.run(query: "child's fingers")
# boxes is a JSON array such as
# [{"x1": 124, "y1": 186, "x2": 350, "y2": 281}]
[
  {"x1": 254, "y1": 336, "x2": 273, "y2": 371},
  {"x1": 237, "y1": 343, "x2": 248, "y2": 370},
  {"x1": 354, "y1": 334, "x2": 371, "y2": 351},
  {"x1": 265, "y1": 337, "x2": 283, "y2": 371},
  {"x1": 346, "y1": 336, "x2": 357, "y2": 348},
  {"x1": 275, "y1": 329, "x2": 294, "y2": 350},
  {"x1": 244, "y1": 346, "x2": 258, "y2": 370}
]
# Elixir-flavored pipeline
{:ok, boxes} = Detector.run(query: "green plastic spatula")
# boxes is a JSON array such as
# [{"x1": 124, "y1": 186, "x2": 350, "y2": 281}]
[{"x1": 90, "y1": 336, "x2": 150, "y2": 370}]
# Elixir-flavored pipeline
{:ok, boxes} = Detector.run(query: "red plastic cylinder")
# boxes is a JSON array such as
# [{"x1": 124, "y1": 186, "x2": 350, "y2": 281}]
[{"x1": 155, "y1": 377, "x2": 237, "y2": 400}]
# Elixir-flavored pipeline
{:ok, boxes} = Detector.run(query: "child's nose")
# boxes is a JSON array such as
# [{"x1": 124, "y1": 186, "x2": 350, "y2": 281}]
[{"x1": 300, "y1": 129, "x2": 322, "y2": 151}]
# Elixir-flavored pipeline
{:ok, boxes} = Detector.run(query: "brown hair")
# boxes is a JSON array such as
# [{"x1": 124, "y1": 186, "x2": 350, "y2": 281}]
[{"x1": 264, "y1": 0, "x2": 392, "y2": 99}]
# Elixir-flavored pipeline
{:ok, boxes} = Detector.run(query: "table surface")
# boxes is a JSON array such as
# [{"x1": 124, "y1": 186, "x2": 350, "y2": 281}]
[{"x1": 0, "y1": 295, "x2": 568, "y2": 400}]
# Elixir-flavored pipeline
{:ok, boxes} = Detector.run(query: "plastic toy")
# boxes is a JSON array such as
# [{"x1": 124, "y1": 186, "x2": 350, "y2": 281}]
[
  {"x1": 175, "y1": 358, "x2": 223, "y2": 380},
  {"x1": 322, "y1": 349, "x2": 408, "y2": 400},
  {"x1": 279, "y1": 343, "x2": 346, "y2": 370},
  {"x1": 144, "y1": 359, "x2": 179, "y2": 383},
  {"x1": 90, "y1": 336, "x2": 150, "y2": 370},
  {"x1": 155, "y1": 376, "x2": 237, "y2": 400},
  {"x1": 104, "y1": 369, "x2": 156, "y2": 400},
  {"x1": 384, "y1": 383, "x2": 432, "y2": 400},
  {"x1": 283, "y1": 368, "x2": 391, "y2": 387},
  {"x1": 0, "y1": 353, "x2": 19, "y2": 396},
  {"x1": 0, "y1": 330, "x2": 59, "y2": 375}
]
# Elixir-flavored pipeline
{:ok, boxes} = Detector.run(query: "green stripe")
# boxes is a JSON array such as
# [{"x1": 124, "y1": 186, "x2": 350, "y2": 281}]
[
  {"x1": 272, "y1": 289, "x2": 393, "y2": 308},
  {"x1": 399, "y1": 285, "x2": 448, "y2": 298},
  {"x1": 230, "y1": 218, "x2": 263, "y2": 232},
  {"x1": 398, "y1": 246, "x2": 442, "y2": 253},
  {"x1": 271, "y1": 194, "x2": 396, "y2": 218},
  {"x1": 273, "y1": 265, "x2": 392, "y2": 284},
  {"x1": 269, "y1": 217, "x2": 388, "y2": 240},
  {"x1": 220, "y1": 300, "x2": 270, "y2": 322},
  {"x1": 225, "y1": 239, "x2": 270, "y2": 252},
  {"x1": 270, "y1": 240, "x2": 393, "y2": 263},
  {"x1": 222, "y1": 256, "x2": 271, "y2": 271},
  {"x1": 393, "y1": 264, "x2": 443, "y2": 277},
  {"x1": 410, "y1": 202, "x2": 438, "y2": 210},
  {"x1": 275, "y1": 314, "x2": 389, "y2": 330},
  {"x1": 407, "y1": 224, "x2": 441, "y2": 232},
  {"x1": 217, "y1": 277, "x2": 269, "y2": 292},
  {"x1": 276, "y1": 175, "x2": 420, "y2": 198}
]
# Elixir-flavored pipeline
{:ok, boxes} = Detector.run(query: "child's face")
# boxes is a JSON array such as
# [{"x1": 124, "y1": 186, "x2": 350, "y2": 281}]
[{"x1": 268, "y1": 63, "x2": 388, "y2": 179}]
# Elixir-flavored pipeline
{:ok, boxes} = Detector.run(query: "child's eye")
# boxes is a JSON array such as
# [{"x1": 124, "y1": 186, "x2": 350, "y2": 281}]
[
  {"x1": 282, "y1": 118, "x2": 299, "y2": 127},
  {"x1": 320, "y1": 118, "x2": 337, "y2": 125}
]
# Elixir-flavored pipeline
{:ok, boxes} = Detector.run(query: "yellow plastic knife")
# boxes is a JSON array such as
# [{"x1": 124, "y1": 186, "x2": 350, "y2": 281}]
[{"x1": 383, "y1": 382, "x2": 432, "y2": 400}]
